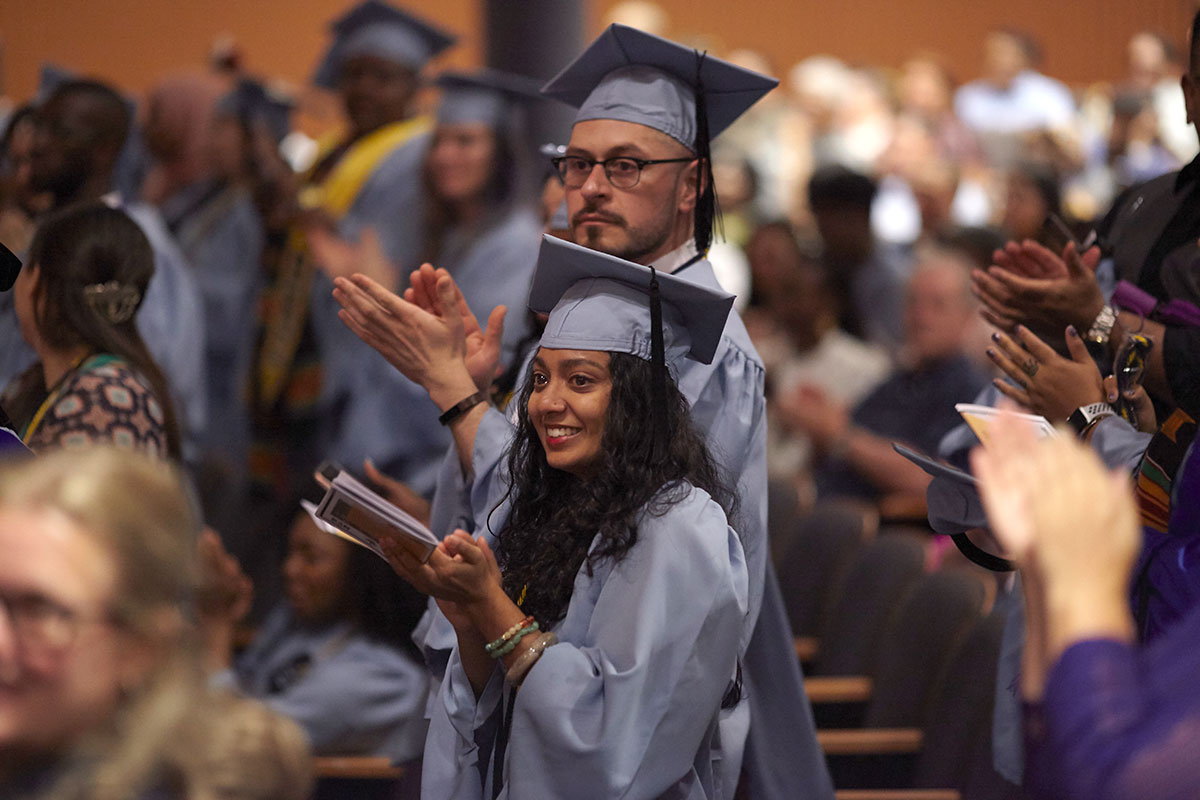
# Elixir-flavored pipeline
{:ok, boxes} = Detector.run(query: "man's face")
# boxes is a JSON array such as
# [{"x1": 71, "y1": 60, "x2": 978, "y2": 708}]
[
  {"x1": 28, "y1": 95, "x2": 99, "y2": 201},
  {"x1": 903, "y1": 258, "x2": 975, "y2": 364},
  {"x1": 338, "y1": 54, "x2": 416, "y2": 138},
  {"x1": 565, "y1": 119, "x2": 697, "y2": 265}
]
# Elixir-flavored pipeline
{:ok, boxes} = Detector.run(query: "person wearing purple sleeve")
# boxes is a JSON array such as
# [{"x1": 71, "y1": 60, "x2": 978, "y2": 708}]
[{"x1": 974, "y1": 409, "x2": 1200, "y2": 800}]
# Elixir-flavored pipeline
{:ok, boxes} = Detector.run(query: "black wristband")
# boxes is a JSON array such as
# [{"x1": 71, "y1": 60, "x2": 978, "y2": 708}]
[{"x1": 438, "y1": 391, "x2": 486, "y2": 426}]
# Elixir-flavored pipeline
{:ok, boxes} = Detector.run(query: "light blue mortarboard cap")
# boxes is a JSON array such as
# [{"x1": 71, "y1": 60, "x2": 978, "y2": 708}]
[
  {"x1": 540, "y1": 24, "x2": 777, "y2": 149},
  {"x1": 433, "y1": 68, "x2": 543, "y2": 127},
  {"x1": 530, "y1": 234, "x2": 733, "y2": 365},
  {"x1": 312, "y1": 1, "x2": 456, "y2": 89}
]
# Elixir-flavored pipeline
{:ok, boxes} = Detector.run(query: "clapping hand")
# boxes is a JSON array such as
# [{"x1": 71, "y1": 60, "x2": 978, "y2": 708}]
[
  {"x1": 406, "y1": 264, "x2": 506, "y2": 392},
  {"x1": 972, "y1": 240, "x2": 1105, "y2": 341},
  {"x1": 332, "y1": 270, "x2": 474, "y2": 400}
]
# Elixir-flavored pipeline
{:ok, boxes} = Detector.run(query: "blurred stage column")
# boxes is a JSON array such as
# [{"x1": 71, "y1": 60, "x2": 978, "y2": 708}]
[{"x1": 483, "y1": 0, "x2": 583, "y2": 148}]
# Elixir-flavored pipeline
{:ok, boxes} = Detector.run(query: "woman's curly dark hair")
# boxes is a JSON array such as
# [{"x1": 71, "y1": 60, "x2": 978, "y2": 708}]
[{"x1": 492, "y1": 351, "x2": 736, "y2": 629}]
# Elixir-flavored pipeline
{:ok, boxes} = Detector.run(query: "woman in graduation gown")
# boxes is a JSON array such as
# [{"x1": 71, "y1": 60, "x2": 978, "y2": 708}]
[
  {"x1": 338, "y1": 236, "x2": 749, "y2": 798},
  {"x1": 315, "y1": 68, "x2": 544, "y2": 496},
  {"x1": 418, "y1": 68, "x2": 543, "y2": 370}
]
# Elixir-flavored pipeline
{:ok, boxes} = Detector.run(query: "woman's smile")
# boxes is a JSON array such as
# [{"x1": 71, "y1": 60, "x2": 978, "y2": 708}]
[{"x1": 528, "y1": 348, "x2": 612, "y2": 476}]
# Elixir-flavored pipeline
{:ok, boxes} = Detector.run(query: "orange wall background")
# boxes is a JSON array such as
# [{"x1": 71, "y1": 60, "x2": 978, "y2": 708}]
[{"x1": 2, "y1": 0, "x2": 1195, "y2": 106}]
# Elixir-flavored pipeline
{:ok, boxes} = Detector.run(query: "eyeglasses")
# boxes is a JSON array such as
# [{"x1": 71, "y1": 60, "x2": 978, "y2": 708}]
[
  {"x1": 552, "y1": 155, "x2": 694, "y2": 190},
  {"x1": 0, "y1": 590, "x2": 113, "y2": 664}
]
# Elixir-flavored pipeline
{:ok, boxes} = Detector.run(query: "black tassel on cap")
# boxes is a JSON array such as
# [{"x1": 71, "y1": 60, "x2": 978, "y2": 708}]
[
  {"x1": 648, "y1": 267, "x2": 668, "y2": 460},
  {"x1": 692, "y1": 50, "x2": 721, "y2": 256}
]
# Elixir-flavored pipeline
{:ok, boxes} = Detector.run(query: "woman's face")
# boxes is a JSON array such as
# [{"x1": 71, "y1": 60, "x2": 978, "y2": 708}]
[
  {"x1": 0, "y1": 505, "x2": 144, "y2": 754},
  {"x1": 427, "y1": 123, "x2": 497, "y2": 206},
  {"x1": 527, "y1": 348, "x2": 612, "y2": 477},
  {"x1": 283, "y1": 514, "x2": 350, "y2": 626},
  {"x1": 12, "y1": 263, "x2": 42, "y2": 351}
]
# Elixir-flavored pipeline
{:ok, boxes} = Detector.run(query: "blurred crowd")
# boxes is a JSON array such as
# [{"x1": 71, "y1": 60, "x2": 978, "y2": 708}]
[{"x1": 2, "y1": 0, "x2": 1200, "y2": 798}]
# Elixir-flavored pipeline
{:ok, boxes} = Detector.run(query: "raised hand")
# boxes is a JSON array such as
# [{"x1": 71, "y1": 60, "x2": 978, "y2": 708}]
[
  {"x1": 332, "y1": 272, "x2": 477, "y2": 407},
  {"x1": 971, "y1": 412, "x2": 1139, "y2": 664},
  {"x1": 972, "y1": 241, "x2": 1105, "y2": 339},
  {"x1": 405, "y1": 264, "x2": 506, "y2": 391}
]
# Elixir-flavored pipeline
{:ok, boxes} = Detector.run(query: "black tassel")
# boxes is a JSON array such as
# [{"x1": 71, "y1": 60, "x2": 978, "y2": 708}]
[
  {"x1": 692, "y1": 51, "x2": 721, "y2": 255},
  {"x1": 649, "y1": 267, "x2": 668, "y2": 460}
]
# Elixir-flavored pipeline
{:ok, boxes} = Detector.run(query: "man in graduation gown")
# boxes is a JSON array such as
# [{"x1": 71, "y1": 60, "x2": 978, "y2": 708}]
[
  {"x1": 248, "y1": 1, "x2": 457, "y2": 596},
  {"x1": 335, "y1": 24, "x2": 832, "y2": 799}
]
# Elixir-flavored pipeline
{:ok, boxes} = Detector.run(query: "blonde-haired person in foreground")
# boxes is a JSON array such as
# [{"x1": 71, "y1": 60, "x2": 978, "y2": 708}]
[
  {"x1": 0, "y1": 448, "x2": 311, "y2": 800},
  {"x1": 973, "y1": 414, "x2": 1200, "y2": 800}
]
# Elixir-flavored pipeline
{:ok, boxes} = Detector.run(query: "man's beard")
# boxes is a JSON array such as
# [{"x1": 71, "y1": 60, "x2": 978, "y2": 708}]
[{"x1": 571, "y1": 205, "x2": 676, "y2": 265}]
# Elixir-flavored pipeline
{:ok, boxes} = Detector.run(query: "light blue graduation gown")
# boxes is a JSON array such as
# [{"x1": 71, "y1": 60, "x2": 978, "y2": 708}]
[
  {"x1": 123, "y1": 202, "x2": 209, "y2": 458},
  {"x1": 438, "y1": 206, "x2": 542, "y2": 369},
  {"x1": 223, "y1": 604, "x2": 429, "y2": 761},
  {"x1": 308, "y1": 131, "x2": 450, "y2": 494},
  {"x1": 419, "y1": 245, "x2": 831, "y2": 798},
  {"x1": 163, "y1": 181, "x2": 264, "y2": 474},
  {"x1": 421, "y1": 486, "x2": 748, "y2": 799}
]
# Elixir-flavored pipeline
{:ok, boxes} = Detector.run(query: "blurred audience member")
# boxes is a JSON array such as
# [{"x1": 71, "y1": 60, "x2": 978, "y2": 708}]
[
  {"x1": 750, "y1": 221, "x2": 890, "y2": 496},
  {"x1": 0, "y1": 106, "x2": 50, "y2": 254},
  {"x1": 1107, "y1": 90, "x2": 1181, "y2": 189},
  {"x1": 1126, "y1": 30, "x2": 1197, "y2": 164},
  {"x1": 201, "y1": 510, "x2": 430, "y2": 760},
  {"x1": 955, "y1": 28, "x2": 1076, "y2": 166},
  {"x1": 196, "y1": 691, "x2": 314, "y2": 800},
  {"x1": 1001, "y1": 161, "x2": 1061, "y2": 243},
  {"x1": 3, "y1": 79, "x2": 208, "y2": 456},
  {"x1": 144, "y1": 75, "x2": 268, "y2": 497},
  {"x1": 0, "y1": 449, "x2": 203, "y2": 798},
  {"x1": 898, "y1": 52, "x2": 983, "y2": 166},
  {"x1": 2, "y1": 204, "x2": 181, "y2": 458},
  {"x1": 807, "y1": 164, "x2": 910, "y2": 352},
  {"x1": 778, "y1": 248, "x2": 986, "y2": 503}
]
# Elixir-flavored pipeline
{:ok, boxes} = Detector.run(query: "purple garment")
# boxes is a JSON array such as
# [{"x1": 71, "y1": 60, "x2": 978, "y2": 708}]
[
  {"x1": 1024, "y1": 442, "x2": 1200, "y2": 799},
  {"x1": 1025, "y1": 609, "x2": 1200, "y2": 800}
]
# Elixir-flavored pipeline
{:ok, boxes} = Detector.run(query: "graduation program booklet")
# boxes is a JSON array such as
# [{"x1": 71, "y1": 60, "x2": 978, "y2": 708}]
[
  {"x1": 954, "y1": 403, "x2": 1057, "y2": 449},
  {"x1": 312, "y1": 471, "x2": 438, "y2": 563}
]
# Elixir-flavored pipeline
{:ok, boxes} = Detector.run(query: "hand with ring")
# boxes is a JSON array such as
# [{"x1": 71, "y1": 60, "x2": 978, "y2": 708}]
[{"x1": 985, "y1": 324, "x2": 1107, "y2": 423}]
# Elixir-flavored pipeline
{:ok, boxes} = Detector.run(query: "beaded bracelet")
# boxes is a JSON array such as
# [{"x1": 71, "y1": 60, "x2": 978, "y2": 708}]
[
  {"x1": 492, "y1": 622, "x2": 539, "y2": 659},
  {"x1": 505, "y1": 632, "x2": 559, "y2": 685},
  {"x1": 485, "y1": 616, "x2": 535, "y2": 657}
]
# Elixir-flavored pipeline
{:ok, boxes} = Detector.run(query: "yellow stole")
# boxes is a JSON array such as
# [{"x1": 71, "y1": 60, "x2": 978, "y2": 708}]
[{"x1": 256, "y1": 116, "x2": 431, "y2": 409}]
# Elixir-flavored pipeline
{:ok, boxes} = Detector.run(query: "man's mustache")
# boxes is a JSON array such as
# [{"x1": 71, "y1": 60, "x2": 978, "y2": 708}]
[{"x1": 572, "y1": 206, "x2": 625, "y2": 227}]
